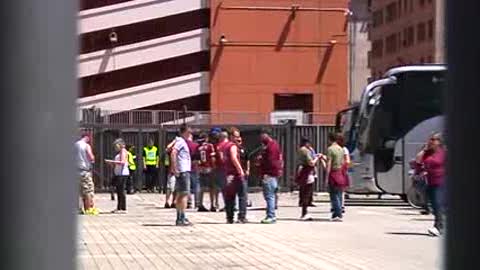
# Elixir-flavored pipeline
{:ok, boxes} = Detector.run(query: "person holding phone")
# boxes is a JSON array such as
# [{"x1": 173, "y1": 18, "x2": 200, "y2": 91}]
[
  {"x1": 415, "y1": 133, "x2": 446, "y2": 236},
  {"x1": 105, "y1": 138, "x2": 129, "y2": 214}
]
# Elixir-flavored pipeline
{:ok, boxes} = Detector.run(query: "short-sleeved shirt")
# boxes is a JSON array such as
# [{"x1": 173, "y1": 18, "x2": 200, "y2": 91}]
[
  {"x1": 173, "y1": 137, "x2": 191, "y2": 173},
  {"x1": 298, "y1": 146, "x2": 313, "y2": 167},
  {"x1": 327, "y1": 143, "x2": 345, "y2": 170},
  {"x1": 260, "y1": 139, "x2": 283, "y2": 177},
  {"x1": 198, "y1": 143, "x2": 215, "y2": 172},
  {"x1": 185, "y1": 139, "x2": 199, "y2": 172}
]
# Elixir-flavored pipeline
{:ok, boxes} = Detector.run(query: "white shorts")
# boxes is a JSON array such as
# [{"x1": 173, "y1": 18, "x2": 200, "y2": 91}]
[{"x1": 167, "y1": 174, "x2": 176, "y2": 191}]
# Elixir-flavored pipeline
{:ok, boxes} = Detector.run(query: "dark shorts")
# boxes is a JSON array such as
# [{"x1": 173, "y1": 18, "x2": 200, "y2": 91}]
[
  {"x1": 200, "y1": 172, "x2": 215, "y2": 189},
  {"x1": 175, "y1": 172, "x2": 191, "y2": 195},
  {"x1": 214, "y1": 169, "x2": 226, "y2": 190}
]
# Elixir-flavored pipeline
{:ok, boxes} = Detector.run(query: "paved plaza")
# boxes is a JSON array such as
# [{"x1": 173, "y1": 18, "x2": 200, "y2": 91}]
[{"x1": 78, "y1": 193, "x2": 442, "y2": 270}]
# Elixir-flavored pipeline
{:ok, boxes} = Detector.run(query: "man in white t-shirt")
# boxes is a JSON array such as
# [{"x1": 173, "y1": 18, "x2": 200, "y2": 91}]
[{"x1": 170, "y1": 124, "x2": 192, "y2": 226}]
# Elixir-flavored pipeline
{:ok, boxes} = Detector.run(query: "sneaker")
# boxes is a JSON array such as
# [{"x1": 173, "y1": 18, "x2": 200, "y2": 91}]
[
  {"x1": 300, "y1": 214, "x2": 313, "y2": 221},
  {"x1": 420, "y1": 210, "x2": 431, "y2": 215},
  {"x1": 85, "y1": 208, "x2": 99, "y2": 216},
  {"x1": 308, "y1": 203, "x2": 316, "y2": 207},
  {"x1": 198, "y1": 206, "x2": 209, "y2": 212},
  {"x1": 219, "y1": 207, "x2": 226, "y2": 212},
  {"x1": 118, "y1": 210, "x2": 128, "y2": 214},
  {"x1": 187, "y1": 203, "x2": 193, "y2": 209},
  {"x1": 428, "y1": 227, "x2": 441, "y2": 237},
  {"x1": 331, "y1": 217, "x2": 343, "y2": 222},
  {"x1": 210, "y1": 206, "x2": 217, "y2": 212},
  {"x1": 236, "y1": 218, "x2": 249, "y2": 224},
  {"x1": 261, "y1": 218, "x2": 277, "y2": 224},
  {"x1": 171, "y1": 203, "x2": 176, "y2": 209},
  {"x1": 165, "y1": 203, "x2": 171, "y2": 209},
  {"x1": 227, "y1": 219, "x2": 234, "y2": 224},
  {"x1": 176, "y1": 219, "x2": 193, "y2": 226}
]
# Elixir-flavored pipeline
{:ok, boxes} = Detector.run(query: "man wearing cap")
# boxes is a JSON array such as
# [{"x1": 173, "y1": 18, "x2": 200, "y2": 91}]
[{"x1": 197, "y1": 133, "x2": 217, "y2": 211}]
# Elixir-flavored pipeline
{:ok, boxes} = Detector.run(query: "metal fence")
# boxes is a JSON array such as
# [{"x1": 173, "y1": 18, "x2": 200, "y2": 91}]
[
  {"x1": 78, "y1": 108, "x2": 336, "y2": 126},
  {"x1": 80, "y1": 113, "x2": 335, "y2": 192}
]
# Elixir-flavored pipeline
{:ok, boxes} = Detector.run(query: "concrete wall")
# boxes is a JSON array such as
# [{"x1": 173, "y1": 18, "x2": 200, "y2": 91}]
[
  {"x1": 348, "y1": 0, "x2": 371, "y2": 104},
  {"x1": 77, "y1": 0, "x2": 210, "y2": 111}
]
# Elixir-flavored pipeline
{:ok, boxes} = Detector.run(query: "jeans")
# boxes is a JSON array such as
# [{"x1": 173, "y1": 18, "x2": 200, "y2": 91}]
[
  {"x1": 427, "y1": 185, "x2": 444, "y2": 231},
  {"x1": 224, "y1": 177, "x2": 247, "y2": 221},
  {"x1": 329, "y1": 185, "x2": 343, "y2": 218},
  {"x1": 115, "y1": 176, "x2": 128, "y2": 210},
  {"x1": 189, "y1": 171, "x2": 200, "y2": 206},
  {"x1": 263, "y1": 176, "x2": 278, "y2": 219}
]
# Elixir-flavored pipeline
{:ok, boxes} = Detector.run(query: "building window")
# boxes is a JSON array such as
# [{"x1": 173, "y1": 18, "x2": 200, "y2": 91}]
[
  {"x1": 404, "y1": 0, "x2": 408, "y2": 13},
  {"x1": 386, "y1": 2, "x2": 398, "y2": 23},
  {"x1": 386, "y1": 34, "x2": 398, "y2": 54},
  {"x1": 406, "y1": 26, "x2": 415, "y2": 47},
  {"x1": 372, "y1": 39, "x2": 384, "y2": 58},
  {"x1": 373, "y1": 10, "x2": 384, "y2": 27},
  {"x1": 428, "y1": 0, "x2": 433, "y2": 3},
  {"x1": 420, "y1": 0, "x2": 426, "y2": 7},
  {"x1": 398, "y1": 0, "x2": 402, "y2": 16},
  {"x1": 417, "y1": 22, "x2": 426, "y2": 43},
  {"x1": 428, "y1": 19, "x2": 434, "y2": 39},
  {"x1": 409, "y1": 0, "x2": 414, "y2": 12}
]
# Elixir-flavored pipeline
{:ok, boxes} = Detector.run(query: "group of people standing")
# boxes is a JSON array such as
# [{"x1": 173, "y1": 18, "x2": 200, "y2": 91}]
[
  {"x1": 160, "y1": 125, "x2": 283, "y2": 226},
  {"x1": 296, "y1": 132, "x2": 351, "y2": 222},
  {"x1": 75, "y1": 128, "x2": 352, "y2": 224}
]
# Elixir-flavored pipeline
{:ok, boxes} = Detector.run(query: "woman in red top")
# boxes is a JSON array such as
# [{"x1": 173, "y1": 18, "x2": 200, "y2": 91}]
[{"x1": 415, "y1": 133, "x2": 446, "y2": 236}]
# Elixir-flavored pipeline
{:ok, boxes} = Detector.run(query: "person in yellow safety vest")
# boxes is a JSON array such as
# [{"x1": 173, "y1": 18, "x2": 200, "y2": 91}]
[
  {"x1": 126, "y1": 145, "x2": 137, "y2": 194},
  {"x1": 143, "y1": 139, "x2": 159, "y2": 193}
]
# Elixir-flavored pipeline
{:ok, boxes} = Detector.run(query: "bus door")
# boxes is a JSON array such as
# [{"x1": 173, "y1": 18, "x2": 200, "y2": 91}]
[{"x1": 375, "y1": 138, "x2": 405, "y2": 195}]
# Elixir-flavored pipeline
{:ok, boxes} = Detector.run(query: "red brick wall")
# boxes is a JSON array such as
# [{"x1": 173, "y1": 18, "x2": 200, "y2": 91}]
[{"x1": 209, "y1": 0, "x2": 349, "y2": 124}]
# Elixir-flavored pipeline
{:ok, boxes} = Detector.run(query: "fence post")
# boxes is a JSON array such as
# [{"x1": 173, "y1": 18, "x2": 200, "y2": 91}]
[{"x1": 285, "y1": 121, "x2": 294, "y2": 190}]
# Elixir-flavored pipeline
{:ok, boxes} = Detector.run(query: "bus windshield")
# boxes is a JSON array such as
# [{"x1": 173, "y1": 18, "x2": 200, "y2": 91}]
[{"x1": 363, "y1": 69, "x2": 446, "y2": 170}]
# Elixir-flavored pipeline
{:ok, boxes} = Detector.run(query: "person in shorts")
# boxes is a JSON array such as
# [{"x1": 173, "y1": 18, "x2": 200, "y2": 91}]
[
  {"x1": 75, "y1": 133, "x2": 98, "y2": 215},
  {"x1": 197, "y1": 133, "x2": 217, "y2": 212},
  {"x1": 170, "y1": 124, "x2": 193, "y2": 226}
]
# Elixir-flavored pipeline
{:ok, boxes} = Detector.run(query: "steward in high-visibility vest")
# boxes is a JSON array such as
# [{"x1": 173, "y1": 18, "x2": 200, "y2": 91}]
[
  {"x1": 128, "y1": 150, "x2": 137, "y2": 171},
  {"x1": 143, "y1": 140, "x2": 159, "y2": 192},
  {"x1": 126, "y1": 145, "x2": 137, "y2": 194},
  {"x1": 143, "y1": 146, "x2": 159, "y2": 167}
]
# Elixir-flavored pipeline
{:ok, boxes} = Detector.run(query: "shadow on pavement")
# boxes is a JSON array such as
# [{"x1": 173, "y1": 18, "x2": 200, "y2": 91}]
[
  {"x1": 142, "y1": 224, "x2": 177, "y2": 227},
  {"x1": 276, "y1": 217, "x2": 332, "y2": 222},
  {"x1": 411, "y1": 218, "x2": 434, "y2": 222},
  {"x1": 386, "y1": 232, "x2": 431, "y2": 237}
]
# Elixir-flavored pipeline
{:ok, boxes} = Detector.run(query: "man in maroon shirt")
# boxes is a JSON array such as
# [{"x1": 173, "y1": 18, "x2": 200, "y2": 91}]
[
  {"x1": 259, "y1": 128, "x2": 283, "y2": 224},
  {"x1": 222, "y1": 127, "x2": 248, "y2": 224},
  {"x1": 197, "y1": 133, "x2": 217, "y2": 212},
  {"x1": 214, "y1": 131, "x2": 229, "y2": 211}
]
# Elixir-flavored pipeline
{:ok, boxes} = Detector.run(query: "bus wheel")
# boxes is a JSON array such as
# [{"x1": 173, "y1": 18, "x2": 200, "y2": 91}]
[{"x1": 406, "y1": 185, "x2": 427, "y2": 209}]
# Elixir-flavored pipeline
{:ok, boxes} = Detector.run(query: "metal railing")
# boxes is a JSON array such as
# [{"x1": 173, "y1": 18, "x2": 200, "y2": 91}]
[{"x1": 78, "y1": 108, "x2": 336, "y2": 126}]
